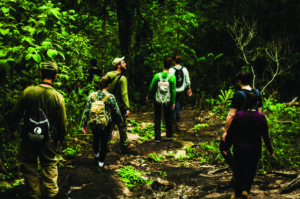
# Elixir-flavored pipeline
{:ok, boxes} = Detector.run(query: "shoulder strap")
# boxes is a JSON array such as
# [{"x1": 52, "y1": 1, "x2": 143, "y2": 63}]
[
  {"x1": 92, "y1": 92, "x2": 97, "y2": 101},
  {"x1": 236, "y1": 90, "x2": 246, "y2": 98},
  {"x1": 112, "y1": 74, "x2": 122, "y2": 94},
  {"x1": 102, "y1": 94, "x2": 110, "y2": 103}
]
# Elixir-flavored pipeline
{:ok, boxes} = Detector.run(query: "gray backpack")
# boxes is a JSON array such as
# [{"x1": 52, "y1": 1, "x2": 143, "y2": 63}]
[{"x1": 155, "y1": 73, "x2": 171, "y2": 104}]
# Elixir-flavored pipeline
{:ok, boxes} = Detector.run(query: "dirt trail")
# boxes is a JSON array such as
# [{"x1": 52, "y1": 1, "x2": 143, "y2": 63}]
[{"x1": 1, "y1": 110, "x2": 299, "y2": 198}]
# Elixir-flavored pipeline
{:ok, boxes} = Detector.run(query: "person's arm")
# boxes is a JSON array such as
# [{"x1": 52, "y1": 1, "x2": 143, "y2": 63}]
[
  {"x1": 81, "y1": 93, "x2": 93, "y2": 131},
  {"x1": 120, "y1": 77, "x2": 130, "y2": 111},
  {"x1": 56, "y1": 94, "x2": 67, "y2": 140},
  {"x1": 223, "y1": 108, "x2": 237, "y2": 141},
  {"x1": 109, "y1": 95, "x2": 124, "y2": 125},
  {"x1": 260, "y1": 114, "x2": 274, "y2": 156},
  {"x1": 223, "y1": 113, "x2": 238, "y2": 153},
  {"x1": 170, "y1": 75, "x2": 176, "y2": 110},
  {"x1": 258, "y1": 107, "x2": 262, "y2": 113},
  {"x1": 146, "y1": 74, "x2": 158, "y2": 101},
  {"x1": 184, "y1": 68, "x2": 192, "y2": 96}
]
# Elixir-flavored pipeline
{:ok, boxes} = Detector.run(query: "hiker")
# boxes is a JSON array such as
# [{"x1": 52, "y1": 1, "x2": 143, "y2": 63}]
[
  {"x1": 146, "y1": 57, "x2": 176, "y2": 142},
  {"x1": 104, "y1": 56, "x2": 133, "y2": 153},
  {"x1": 87, "y1": 58, "x2": 102, "y2": 83},
  {"x1": 81, "y1": 75, "x2": 123, "y2": 171},
  {"x1": 223, "y1": 91, "x2": 274, "y2": 199},
  {"x1": 5, "y1": 62, "x2": 67, "y2": 199},
  {"x1": 169, "y1": 55, "x2": 192, "y2": 122},
  {"x1": 220, "y1": 70, "x2": 263, "y2": 176}
]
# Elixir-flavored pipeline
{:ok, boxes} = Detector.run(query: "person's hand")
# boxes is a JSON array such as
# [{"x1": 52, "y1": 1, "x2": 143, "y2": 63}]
[
  {"x1": 222, "y1": 132, "x2": 227, "y2": 142},
  {"x1": 271, "y1": 153, "x2": 275, "y2": 158},
  {"x1": 188, "y1": 89, "x2": 192, "y2": 97},
  {"x1": 146, "y1": 96, "x2": 149, "y2": 102},
  {"x1": 223, "y1": 151, "x2": 228, "y2": 155},
  {"x1": 171, "y1": 104, "x2": 175, "y2": 110},
  {"x1": 82, "y1": 127, "x2": 87, "y2": 134},
  {"x1": 125, "y1": 110, "x2": 130, "y2": 117}
]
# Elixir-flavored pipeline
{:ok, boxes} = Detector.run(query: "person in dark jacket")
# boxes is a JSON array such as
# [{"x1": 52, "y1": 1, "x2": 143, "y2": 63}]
[{"x1": 223, "y1": 91, "x2": 274, "y2": 199}]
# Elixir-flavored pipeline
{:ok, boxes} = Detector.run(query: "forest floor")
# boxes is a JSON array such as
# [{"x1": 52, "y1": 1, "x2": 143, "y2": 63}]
[{"x1": 1, "y1": 107, "x2": 300, "y2": 199}]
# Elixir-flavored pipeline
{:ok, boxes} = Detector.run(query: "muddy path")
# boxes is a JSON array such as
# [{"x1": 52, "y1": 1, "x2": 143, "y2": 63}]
[{"x1": 1, "y1": 109, "x2": 300, "y2": 198}]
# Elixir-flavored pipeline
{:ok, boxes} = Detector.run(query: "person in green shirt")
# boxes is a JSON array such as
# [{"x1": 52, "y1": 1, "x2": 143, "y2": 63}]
[
  {"x1": 105, "y1": 56, "x2": 133, "y2": 153},
  {"x1": 146, "y1": 57, "x2": 176, "y2": 142},
  {"x1": 6, "y1": 62, "x2": 67, "y2": 199}
]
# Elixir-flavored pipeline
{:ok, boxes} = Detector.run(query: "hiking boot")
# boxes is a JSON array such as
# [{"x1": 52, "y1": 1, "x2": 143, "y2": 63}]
[{"x1": 241, "y1": 191, "x2": 249, "y2": 199}]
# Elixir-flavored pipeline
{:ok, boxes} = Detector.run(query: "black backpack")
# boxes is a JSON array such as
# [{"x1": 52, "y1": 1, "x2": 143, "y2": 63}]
[
  {"x1": 174, "y1": 67, "x2": 184, "y2": 88},
  {"x1": 26, "y1": 89, "x2": 53, "y2": 142}
]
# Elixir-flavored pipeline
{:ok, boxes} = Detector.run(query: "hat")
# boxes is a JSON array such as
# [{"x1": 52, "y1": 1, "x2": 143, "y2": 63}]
[
  {"x1": 42, "y1": 61, "x2": 58, "y2": 70},
  {"x1": 112, "y1": 57, "x2": 125, "y2": 66}
]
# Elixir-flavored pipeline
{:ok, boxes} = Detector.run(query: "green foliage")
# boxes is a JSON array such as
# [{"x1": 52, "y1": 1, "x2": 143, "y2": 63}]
[
  {"x1": 258, "y1": 97, "x2": 300, "y2": 171},
  {"x1": 129, "y1": 120, "x2": 155, "y2": 141},
  {"x1": 205, "y1": 88, "x2": 234, "y2": 118},
  {"x1": 198, "y1": 141, "x2": 223, "y2": 164},
  {"x1": 118, "y1": 166, "x2": 152, "y2": 190},
  {"x1": 147, "y1": 153, "x2": 165, "y2": 162},
  {"x1": 193, "y1": 123, "x2": 209, "y2": 130},
  {"x1": 160, "y1": 171, "x2": 167, "y2": 179}
]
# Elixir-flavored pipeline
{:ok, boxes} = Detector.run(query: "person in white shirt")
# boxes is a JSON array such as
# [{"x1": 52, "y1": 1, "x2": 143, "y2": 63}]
[{"x1": 169, "y1": 55, "x2": 192, "y2": 122}]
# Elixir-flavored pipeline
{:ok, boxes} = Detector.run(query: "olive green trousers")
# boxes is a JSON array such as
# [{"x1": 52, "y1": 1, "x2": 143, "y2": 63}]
[{"x1": 20, "y1": 139, "x2": 58, "y2": 199}]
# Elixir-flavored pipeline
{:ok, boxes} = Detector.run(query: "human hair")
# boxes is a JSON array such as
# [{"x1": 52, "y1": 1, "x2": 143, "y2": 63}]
[
  {"x1": 174, "y1": 55, "x2": 181, "y2": 64},
  {"x1": 241, "y1": 91, "x2": 259, "y2": 111},
  {"x1": 99, "y1": 75, "x2": 112, "y2": 90},
  {"x1": 41, "y1": 69, "x2": 57, "y2": 81},
  {"x1": 236, "y1": 70, "x2": 252, "y2": 85},
  {"x1": 90, "y1": 58, "x2": 97, "y2": 66},
  {"x1": 163, "y1": 57, "x2": 173, "y2": 69}
]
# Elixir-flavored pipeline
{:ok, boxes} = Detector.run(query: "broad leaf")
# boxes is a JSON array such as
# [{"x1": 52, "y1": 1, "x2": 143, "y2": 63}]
[
  {"x1": 47, "y1": 49, "x2": 58, "y2": 60},
  {"x1": 0, "y1": 28, "x2": 10, "y2": 35},
  {"x1": 1, "y1": 7, "x2": 10, "y2": 14},
  {"x1": 32, "y1": 54, "x2": 41, "y2": 63}
]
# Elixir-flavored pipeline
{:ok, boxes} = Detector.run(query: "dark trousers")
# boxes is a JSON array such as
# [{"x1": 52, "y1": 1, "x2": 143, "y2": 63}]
[
  {"x1": 154, "y1": 102, "x2": 173, "y2": 140},
  {"x1": 233, "y1": 147, "x2": 261, "y2": 196},
  {"x1": 92, "y1": 124, "x2": 111, "y2": 162},
  {"x1": 219, "y1": 140, "x2": 236, "y2": 174}
]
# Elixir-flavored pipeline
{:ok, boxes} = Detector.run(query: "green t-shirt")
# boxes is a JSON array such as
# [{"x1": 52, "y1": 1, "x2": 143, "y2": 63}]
[
  {"x1": 106, "y1": 71, "x2": 130, "y2": 110},
  {"x1": 6, "y1": 84, "x2": 67, "y2": 141},
  {"x1": 147, "y1": 72, "x2": 176, "y2": 104}
]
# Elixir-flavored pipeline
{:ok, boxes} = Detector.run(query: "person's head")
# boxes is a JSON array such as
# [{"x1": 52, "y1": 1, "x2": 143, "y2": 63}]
[
  {"x1": 236, "y1": 70, "x2": 251, "y2": 86},
  {"x1": 112, "y1": 56, "x2": 126, "y2": 72},
  {"x1": 174, "y1": 55, "x2": 181, "y2": 64},
  {"x1": 163, "y1": 57, "x2": 173, "y2": 69},
  {"x1": 40, "y1": 61, "x2": 58, "y2": 81},
  {"x1": 242, "y1": 91, "x2": 259, "y2": 111},
  {"x1": 99, "y1": 75, "x2": 112, "y2": 90},
  {"x1": 90, "y1": 58, "x2": 97, "y2": 67}
]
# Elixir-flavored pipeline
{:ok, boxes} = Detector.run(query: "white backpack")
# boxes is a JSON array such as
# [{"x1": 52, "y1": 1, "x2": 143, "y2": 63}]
[
  {"x1": 155, "y1": 73, "x2": 171, "y2": 104},
  {"x1": 88, "y1": 93, "x2": 110, "y2": 130}
]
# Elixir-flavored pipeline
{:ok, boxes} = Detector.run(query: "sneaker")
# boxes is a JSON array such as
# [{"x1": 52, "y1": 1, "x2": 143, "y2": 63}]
[{"x1": 241, "y1": 191, "x2": 249, "y2": 199}]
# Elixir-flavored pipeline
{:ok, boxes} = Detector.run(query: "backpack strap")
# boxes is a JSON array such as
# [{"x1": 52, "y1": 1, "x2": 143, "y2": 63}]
[
  {"x1": 92, "y1": 92, "x2": 97, "y2": 102},
  {"x1": 236, "y1": 90, "x2": 246, "y2": 98},
  {"x1": 111, "y1": 73, "x2": 122, "y2": 94},
  {"x1": 102, "y1": 94, "x2": 110, "y2": 103}
]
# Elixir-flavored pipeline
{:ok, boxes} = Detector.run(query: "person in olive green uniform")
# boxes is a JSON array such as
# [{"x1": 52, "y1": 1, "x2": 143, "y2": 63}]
[
  {"x1": 146, "y1": 57, "x2": 176, "y2": 142},
  {"x1": 81, "y1": 75, "x2": 123, "y2": 170},
  {"x1": 105, "y1": 57, "x2": 133, "y2": 153},
  {"x1": 6, "y1": 62, "x2": 67, "y2": 199}
]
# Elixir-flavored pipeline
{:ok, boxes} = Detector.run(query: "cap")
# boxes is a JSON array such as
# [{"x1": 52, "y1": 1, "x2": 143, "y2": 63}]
[
  {"x1": 112, "y1": 57, "x2": 125, "y2": 66},
  {"x1": 42, "y1": 61, "x2": 58, "y2": 71}
]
